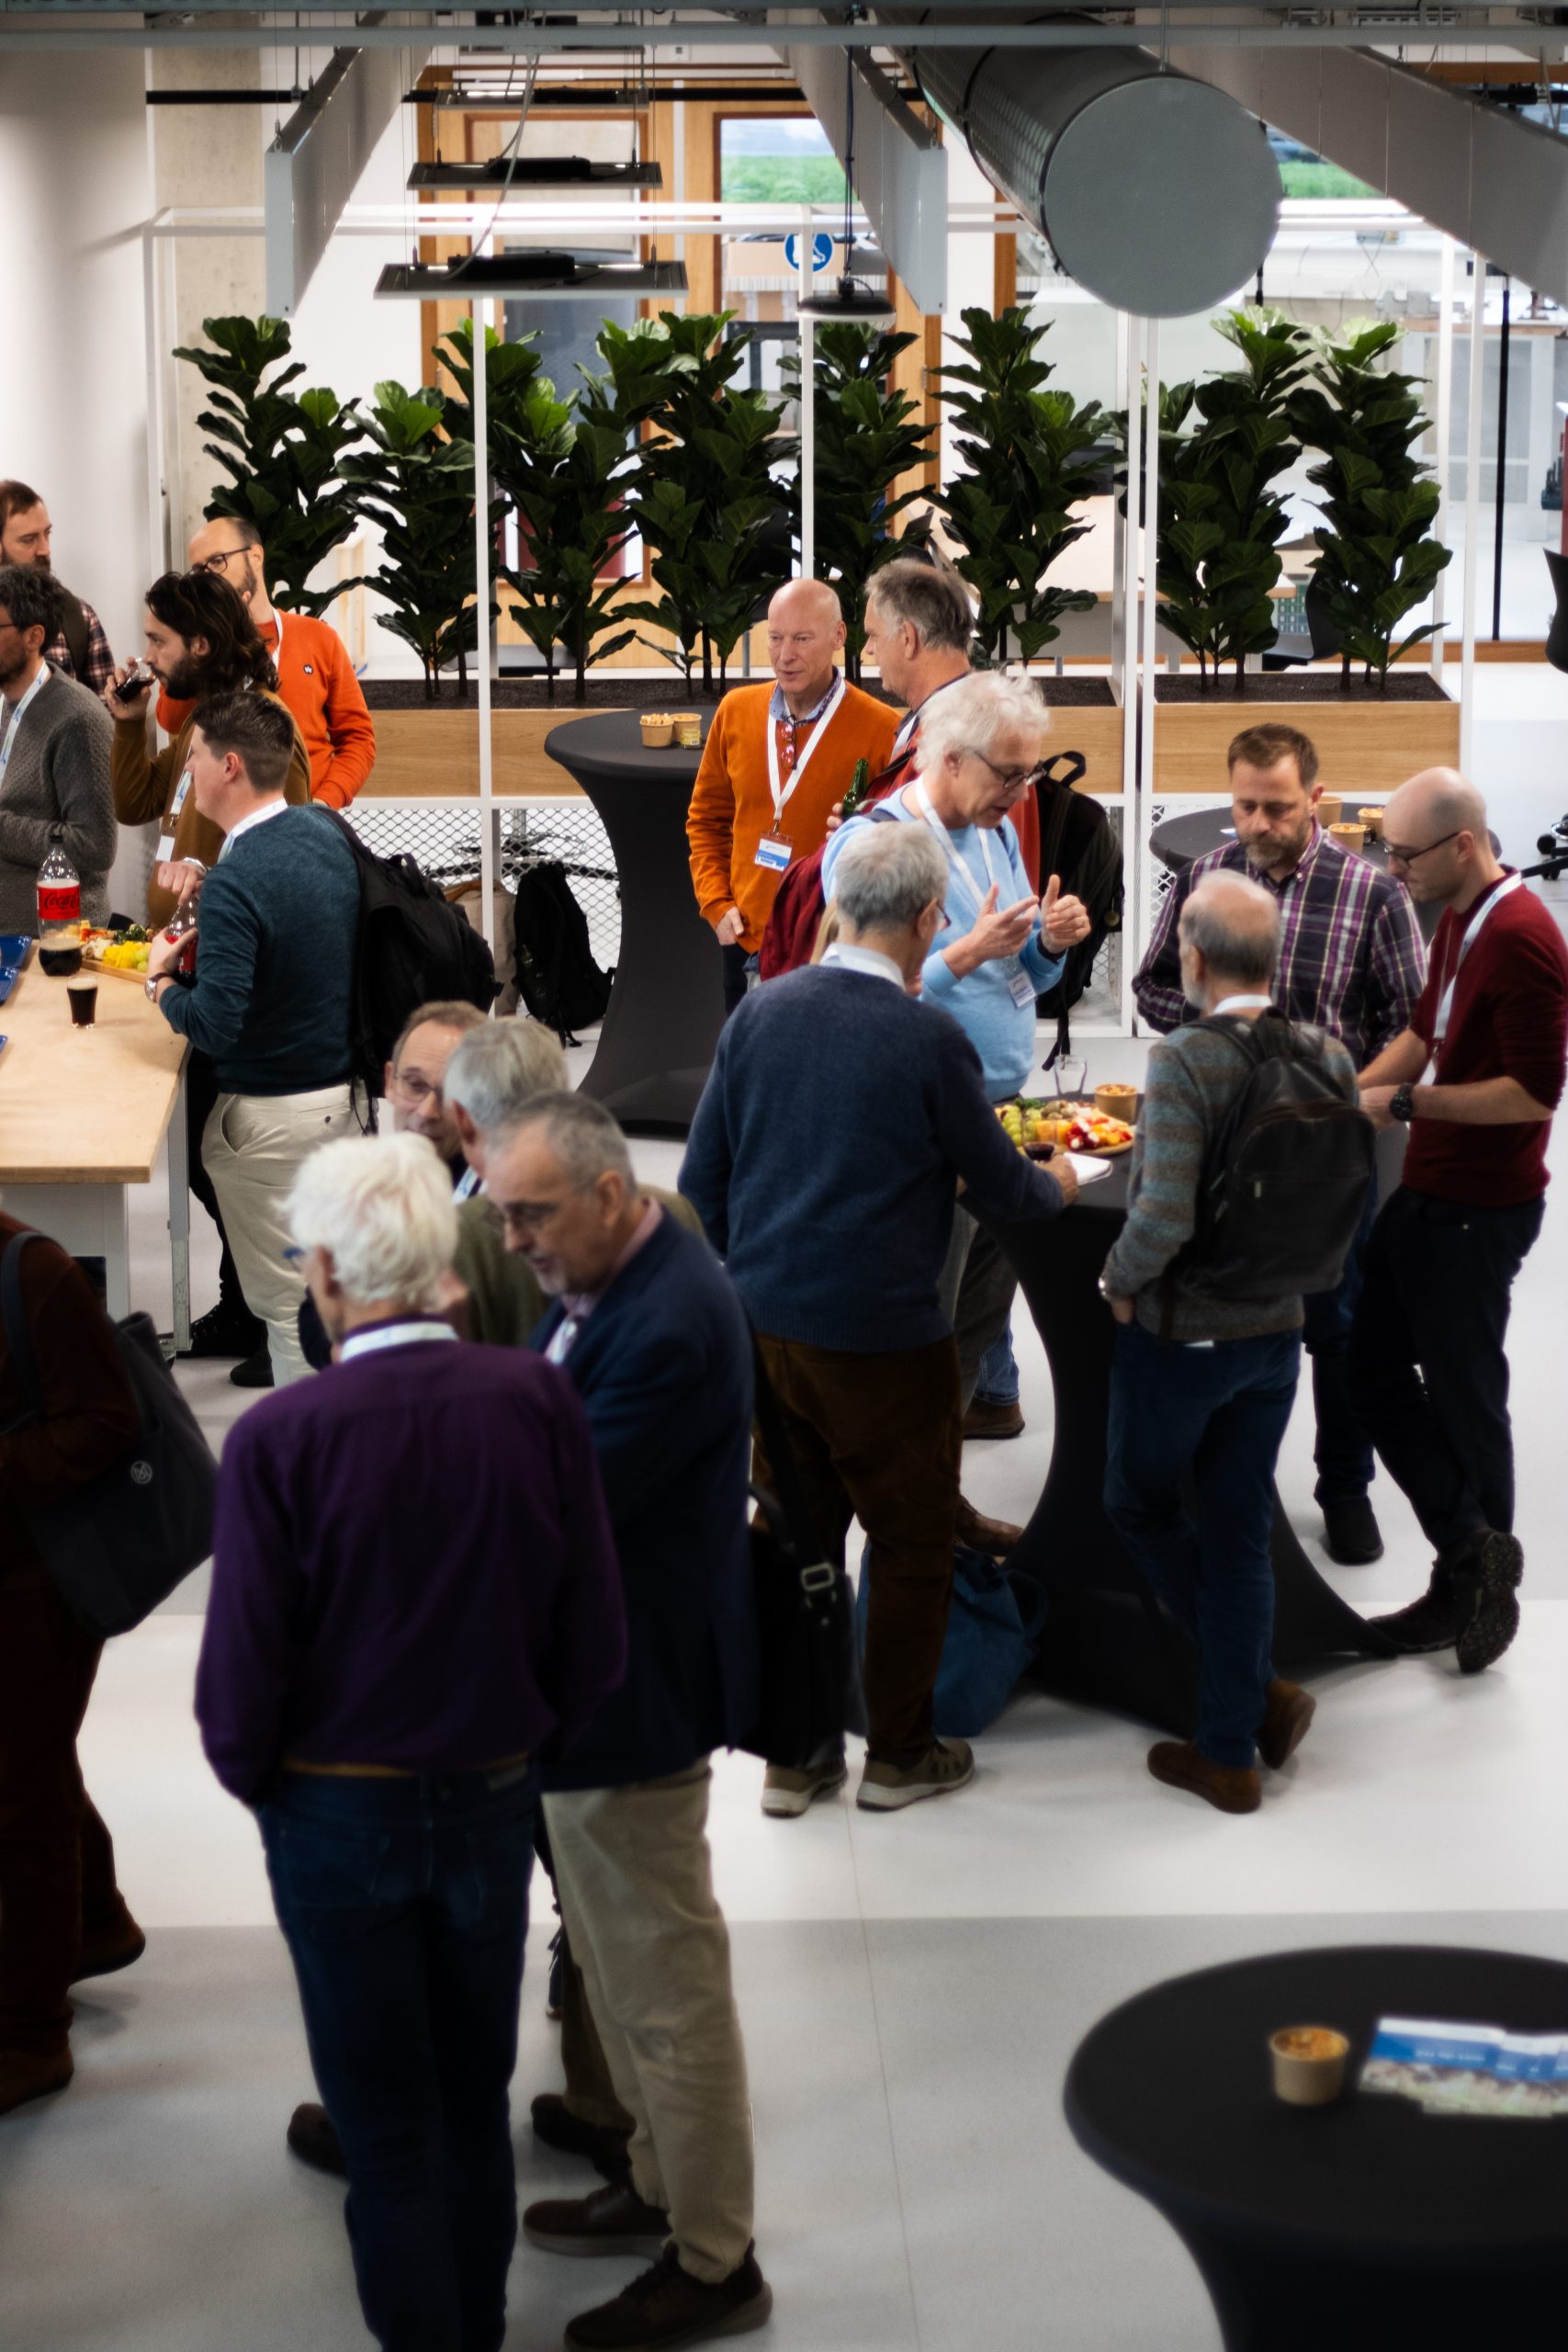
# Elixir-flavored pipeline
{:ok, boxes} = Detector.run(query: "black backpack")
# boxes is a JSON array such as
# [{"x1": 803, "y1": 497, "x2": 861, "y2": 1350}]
[
  {"x1": 1032, "y1": 752, "x2": 1124, "y2": 1064},
  {"x1": 1, "y1": 1233, "x2": 219, "y2": 1636},
  {"x1": 324, "y1": 810, "x2": 499, "y2": 1094},
  {"x1": 512, "y1": 860, "x2": 613, "y2": 1041},
  {"x1": 1170, "y1": 1011, "x2": 1376, "y2": 1311}
]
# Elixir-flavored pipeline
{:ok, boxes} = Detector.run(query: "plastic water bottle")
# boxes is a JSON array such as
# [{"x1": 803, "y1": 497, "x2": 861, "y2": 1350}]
[{"x1": 36, "y1": 829, "x2": 81, "y2": 935}]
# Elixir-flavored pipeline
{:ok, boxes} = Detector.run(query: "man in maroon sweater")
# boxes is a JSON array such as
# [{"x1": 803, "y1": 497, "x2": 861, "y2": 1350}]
[
  {"x1": 1352, "y1": 770, "x2": 1568, "y2": 1671},
  {"x1": 0, "y1": 1216, "x2": 143, "y2": 2119}
]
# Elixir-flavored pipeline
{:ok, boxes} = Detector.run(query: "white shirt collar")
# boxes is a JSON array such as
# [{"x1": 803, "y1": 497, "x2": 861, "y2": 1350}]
[
  {"x1": 219, "y1": 796, "x2": 292, "y2": 859},
  {"x1": 820, "y1": 942, "x2": 907, "y2": 989},
  {"x1": 339, "y1": 1317, "x2": 460, "y2": 1363}
]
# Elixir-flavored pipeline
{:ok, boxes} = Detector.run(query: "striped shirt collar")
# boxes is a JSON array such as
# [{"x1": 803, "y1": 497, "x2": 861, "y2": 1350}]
[{"x1": 768, "y1": 675, "x2": 840, "y2": 729}]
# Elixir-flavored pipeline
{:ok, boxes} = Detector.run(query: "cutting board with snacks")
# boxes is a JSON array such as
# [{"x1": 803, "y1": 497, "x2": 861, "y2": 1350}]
[{"x1": 997, "y1": 1096, "x2": 1137, "y2": 1158}]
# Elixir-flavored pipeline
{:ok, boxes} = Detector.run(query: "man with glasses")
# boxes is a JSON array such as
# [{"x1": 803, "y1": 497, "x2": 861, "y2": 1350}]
[
  {"x1": 687, "y1": 575, "x2": 898, "y2": 1015},
  {"x1": 0, "y1": 565, "x2": 114, "y2": 935},
  {"x1": 1134, "y1": 723, "x2": 1427, "y2": 1570},
  {"x1": 186, "y1": 520, "x2": 375, "y2": 808},
  {"x1": 380, "y1": 1000, "x2": 487, "y2": 1186},
  {"x1": 0, "y1": 481, "x2": 115, "y2": 693},
  {"x1": 821, "y1": 669, "x2": 1091, "y2": 1555},
  {"x1": 1351, "y1": 767, "x2": 1568, "y2": 1673}
]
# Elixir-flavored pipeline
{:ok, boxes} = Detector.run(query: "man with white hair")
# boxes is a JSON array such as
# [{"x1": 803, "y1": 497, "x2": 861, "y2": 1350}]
[
  {"x1": 1101, "y1": 872, "x2": 1359, "y2": 1816},
  {"x1": 197, "y1": 1131, "x2": 627, "y2": 2352},
  {"x1": 687, "y1": 574, "x2": 899, "y2": 1013},
  {"x1": 1352, "y1": 768, "x2": 1568, "y2": 1671},
  {"x1": 822, "y1": 668, "x2": 1093, "y2": 1552},
  {"x1": 683, "y1": 819, "x2": 1076, "y2": 1817}
]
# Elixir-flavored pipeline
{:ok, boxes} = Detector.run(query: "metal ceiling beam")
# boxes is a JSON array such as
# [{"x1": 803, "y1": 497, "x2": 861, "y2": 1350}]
[
  {"x1": 3, "y1": 18, "x2": 1564, "y2": 51},
  {"x1": 265, "y1": 30, "x2": 431, "y2": 313}
]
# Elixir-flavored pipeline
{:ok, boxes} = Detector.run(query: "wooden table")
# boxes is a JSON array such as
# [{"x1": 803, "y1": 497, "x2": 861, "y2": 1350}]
[{"x1": 0, "y1": 951, "x2": 190, "y2": 1338}]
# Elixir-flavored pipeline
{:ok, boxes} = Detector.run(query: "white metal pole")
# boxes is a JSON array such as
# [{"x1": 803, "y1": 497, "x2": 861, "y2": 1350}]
[
  {"x1": 797, "y1": 208, "x2": 815, "y2": 579},
  {"x1": 1430, "y1": 234, "x2": 1455, "y2": 683},
  {"x1": 1460, "y1": 258, "x2": 1485, "y2": 776},
  {"x1": 1115, "y1": 312, "x2": 1139, "y2": 1035},
  {"x1": 473, "y1": 296, "x2": 497, "y2": 959},
  {"x1": 1135, "y1": 319, "x2": 1161, "y2": 984}
]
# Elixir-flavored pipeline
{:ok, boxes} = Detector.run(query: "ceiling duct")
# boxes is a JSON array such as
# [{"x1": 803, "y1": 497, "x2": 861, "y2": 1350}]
[{"x1": 880, "y1": 10, "x2": 1280, "y2": 316}]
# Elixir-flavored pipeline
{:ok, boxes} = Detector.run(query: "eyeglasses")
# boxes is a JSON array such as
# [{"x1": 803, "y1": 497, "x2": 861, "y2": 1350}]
[
  {"x1": 497, "y1": 1181, "x2": 597, "y2": 1236},
  {"x1": 1384, "y1": 829, "x2": 1461, "y2": 868},
  {"x1": 195, "y1": 548, "x2": 251, "y2": 575},
  {"x1": 388, "y1": 1068, "x2": 442, "y2": 1108},
  {"x1": 965, "y1": 749, "x2": 1043, "y2": 796}
]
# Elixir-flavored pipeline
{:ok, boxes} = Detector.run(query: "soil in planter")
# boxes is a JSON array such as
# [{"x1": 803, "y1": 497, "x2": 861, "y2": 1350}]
[
  {"x1": 361, "y1": 671, "x2": 1119, "y2": 713},
  {"x1": 1156, "y1": 672, "x2": 1450, "y2": 705}
]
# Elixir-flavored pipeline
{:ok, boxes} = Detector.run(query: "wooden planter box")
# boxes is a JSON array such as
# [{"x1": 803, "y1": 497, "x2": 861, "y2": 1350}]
[
  {"x1": 359, "y1": 708, "x2": 587, "y2": 803},
  {"x1": 1150, "y1": 675, "x2": 1460, "y2": 797}
]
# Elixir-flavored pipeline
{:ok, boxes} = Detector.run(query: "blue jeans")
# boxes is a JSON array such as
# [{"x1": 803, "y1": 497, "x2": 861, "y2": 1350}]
[
  {"x1": 974, "y1": 1321, "x2": 1020, "y2": 1408},
  {"x1": 1301, "y1": 1182, "x2": 1379, "y2": 1505},
  {"x1": 1105, "y1": 1321, "x2": 1303, "y2": 1768},
  {"x1": 259, "y1": 1765, "x2": 538, "y2": 2352}
]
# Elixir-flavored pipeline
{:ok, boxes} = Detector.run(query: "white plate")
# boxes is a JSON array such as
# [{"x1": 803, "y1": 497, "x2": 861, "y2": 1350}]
[{"x1": 1066, "y1": 1152, "x2": 1112, "y2": 1185}]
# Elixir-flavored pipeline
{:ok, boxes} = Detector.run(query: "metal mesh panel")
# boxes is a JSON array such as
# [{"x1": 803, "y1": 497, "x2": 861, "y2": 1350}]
[{"x1": 350, "y1": 800, "x2": 622, "y2": 974}]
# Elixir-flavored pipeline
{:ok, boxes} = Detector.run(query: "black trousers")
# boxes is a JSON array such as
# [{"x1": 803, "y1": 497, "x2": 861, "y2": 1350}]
[
  {"x1": 721, "y1": 942, "x2": 754, "y2": 1020},
  {"x1": 1349, "y1": 1186, "x2": 1544, "y2": 1566},
  {"x1": 185, "y1": 1048, "x2": 244, "y2": 1306}
]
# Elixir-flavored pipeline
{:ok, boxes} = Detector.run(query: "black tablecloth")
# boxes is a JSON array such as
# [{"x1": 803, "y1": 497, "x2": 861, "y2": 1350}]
[
  {"x1": 979, "y1": 1156, "x2": 1393, "y2": 1737},
  {"x1": 545, "y1": 710, "x2": 725, "y2": 1130},
  {"x1": 1066, "y1": 1944, "x2": 1568, "y2": 2348},
  {"x1": 1147, "y1": 807, "x2": 1450, "y2": 940}
]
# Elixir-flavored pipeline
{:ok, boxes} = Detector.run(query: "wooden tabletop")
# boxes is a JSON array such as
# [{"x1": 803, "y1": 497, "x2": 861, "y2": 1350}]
[{"x1": 0, "y1": 956, "x2": 187, "y2": 1185}]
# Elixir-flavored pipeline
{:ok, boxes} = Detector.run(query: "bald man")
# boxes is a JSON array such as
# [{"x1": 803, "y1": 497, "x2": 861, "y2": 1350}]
[
  {"x1": 1351, "y1": 769, "x2": 1568, "y2": 1673},
  {"x1": 1101, "y1": 871, "x2": 1359, "y2": 1815},
  {"x1": 686, "y1": 577, "x2": 898, "y2": 1014}
]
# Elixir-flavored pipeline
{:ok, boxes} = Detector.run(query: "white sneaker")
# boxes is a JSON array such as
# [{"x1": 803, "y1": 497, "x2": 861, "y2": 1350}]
[
  {"x1": 856, "y1": 1738, "x2": 976, "y2": 1812},
  {"x1": 761, "y1": 1755, "x2": 848, "y2": 1818}
]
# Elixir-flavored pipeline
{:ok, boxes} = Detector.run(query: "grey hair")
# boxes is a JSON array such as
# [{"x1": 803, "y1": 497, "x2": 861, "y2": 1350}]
[
  {"x1": 1179, "y1": 871, "x2": 1281, "y2": 986},
  {"x1": 833, "y1": 820, "x2": 950, "y2": 933},
  {"x1": 287, "y1": 1132, "x2": 457, "y2": 1312},
  {"x1": 864, "y1": 557, "x2": 976, "y2": 654},
  {"x1": 913, "y1": 669, "x2": 1048, "y2": 777},
  {"x1": 444, "y1": 1017, "x2": 569, "y2": 1134},
  {"x1": 495, "y1": 1090, "x2": 636, "y2": 1190}
]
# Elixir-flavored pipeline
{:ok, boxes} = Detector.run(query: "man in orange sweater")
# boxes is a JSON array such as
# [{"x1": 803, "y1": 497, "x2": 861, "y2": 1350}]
[
  {"x1": 687, "y1": 577, "x2": 897, "y2": 1014},
  {"x1": 187, "y1": 519, "x2": 375, "y2": 808}
]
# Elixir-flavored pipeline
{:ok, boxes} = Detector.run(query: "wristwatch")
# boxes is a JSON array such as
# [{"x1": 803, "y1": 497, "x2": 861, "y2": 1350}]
[
  {"x1": 144, "y1": 974, "x2": 162, "y2": 1004},
  {"x1": 1390, "y1": 1083, "x2": 1416, "y2": 1123}
]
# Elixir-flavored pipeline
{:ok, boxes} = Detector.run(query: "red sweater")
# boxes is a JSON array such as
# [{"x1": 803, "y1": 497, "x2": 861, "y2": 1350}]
[{"x1": 1404, "y1": 876, "x2": 1568, "y2": 1206}]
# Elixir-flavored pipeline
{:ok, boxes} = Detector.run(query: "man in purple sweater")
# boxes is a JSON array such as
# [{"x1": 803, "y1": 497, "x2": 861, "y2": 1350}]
[{"x1": 197, "y1": 1132, "x2": 626, "y2": 2352}]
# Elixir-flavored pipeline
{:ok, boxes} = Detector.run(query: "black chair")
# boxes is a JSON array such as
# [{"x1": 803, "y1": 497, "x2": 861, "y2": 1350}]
[
  {"x1": 1262, "y1": 573, "x2": 1341, "y2": 672},
  {"x1": 1544, "y1": 548, "x2": 1568, "y2": 673}
]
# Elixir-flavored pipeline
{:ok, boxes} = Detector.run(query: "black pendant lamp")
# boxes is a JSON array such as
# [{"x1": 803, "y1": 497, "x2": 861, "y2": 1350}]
[{"x1": 795, "y1": 55, "x2": 895, "y2": 323}]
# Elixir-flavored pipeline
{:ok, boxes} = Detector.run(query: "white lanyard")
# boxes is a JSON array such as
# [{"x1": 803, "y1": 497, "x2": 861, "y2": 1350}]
[
  {"x1": 765, "y1": 673, "x2": 845, "y2": 830},
  {"x1": 890, "y1": 672, "x2": 966, "y2": 761},
  {"x1": 0, "y1": 663, "x2": 51, "y2": 782},
  {"x1": 1433, "y1": 873, "x2": 1524, "y2": 1046},
  {"x1": 339, "y1": 1319, "x2": 459, "y2": 1363},
  {"x1": 912, "y1": 777, "x2": 1000, "y2": 917}
]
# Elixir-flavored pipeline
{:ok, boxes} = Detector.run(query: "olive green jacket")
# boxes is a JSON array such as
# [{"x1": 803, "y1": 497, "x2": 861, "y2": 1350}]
[{"x1": 454, "y1": 1186, "x2": 704, "y2": 1349}]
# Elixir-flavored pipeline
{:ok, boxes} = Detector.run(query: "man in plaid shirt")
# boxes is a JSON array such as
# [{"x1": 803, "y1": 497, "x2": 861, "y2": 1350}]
[
  {"x1": 0, "y1": 481, "x2": 116, "y2": 692},
  {"x1": 1134, "y1": 722, "x2": 1427, "y2": 1567}
]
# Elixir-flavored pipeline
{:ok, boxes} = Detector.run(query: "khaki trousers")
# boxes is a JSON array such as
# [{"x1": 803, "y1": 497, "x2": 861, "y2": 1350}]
[
  {"x1": 202, "y1": 1083, "x2": 356, "y2": 1385},
  {"x1": 542, "y1": 1765, "x2": 754, "y2": 2284}
]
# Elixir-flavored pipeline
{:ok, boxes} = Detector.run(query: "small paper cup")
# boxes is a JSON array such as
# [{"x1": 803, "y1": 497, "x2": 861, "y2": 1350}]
[
  {"x1": 1095, "y1": 1084, "x2": 1138, "y2": 1120},
  {"x1": 1269, "y1": 2025, "x2": 1349, "y2": 2107},
  {"x1": 639, "y1": 715, "x2": 674, "y2": 748},
  {"x1": 1316, "y1": 795, "x2": 1343, "y2": 826},
  {"x1": 1329, "y1": 822, "x2": 1364, "y2": 852},
  {"x1": 673, "y1": 713, "x2": 703, "y2": 748},
  {"x1": 1359, "y1": 807, "x2": 1384, "y2": 838}
]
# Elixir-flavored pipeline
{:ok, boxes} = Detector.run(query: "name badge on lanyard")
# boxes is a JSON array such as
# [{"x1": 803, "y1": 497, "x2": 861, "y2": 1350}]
[
  {"x1": 760, "y1": 675, "x2": 846, "y2": 871},
  {"x1": 155, "y1": 766, "x2": 195, "y2": 865},
  {"x1": 1004, "y1": 958, "x2": 1036, "y2": 1008}
]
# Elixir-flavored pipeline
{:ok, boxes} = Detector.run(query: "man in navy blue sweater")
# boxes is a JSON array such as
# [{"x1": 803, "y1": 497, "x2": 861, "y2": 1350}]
[
  {"x1": 682, "y1": 821, "x2": 1074, "y2": 1818},
  {"x1": 148, "y1": 691, "x2": 359, "y2": 1385},
  {"x1": 483, "y1": 1091, "x2": 772, "y2": 2352}
]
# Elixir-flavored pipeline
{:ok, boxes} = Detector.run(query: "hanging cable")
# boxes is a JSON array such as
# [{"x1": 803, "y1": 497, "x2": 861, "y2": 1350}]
[{"x1": 445, "y1": 24, "x2": 542, "y2": 285}]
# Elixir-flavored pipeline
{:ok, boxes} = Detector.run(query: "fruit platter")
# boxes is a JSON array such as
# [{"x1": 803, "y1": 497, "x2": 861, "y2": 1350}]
[
  {"x1": 997, "y1": 1096, "x2": 1137, "y2": 1158},
  {"x1": 76, "y1": 921, "x2": 152, "y2": 977}
]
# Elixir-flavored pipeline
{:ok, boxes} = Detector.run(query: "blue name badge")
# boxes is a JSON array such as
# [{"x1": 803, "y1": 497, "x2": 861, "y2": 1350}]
[{"x1": 754, "y1": 832, "x2": 793, "y2": 873}]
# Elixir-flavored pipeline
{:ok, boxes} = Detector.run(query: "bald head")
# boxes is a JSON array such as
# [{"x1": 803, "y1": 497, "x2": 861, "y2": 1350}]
[
  {"x1": 766, "y1": 576, "x2": 846, "y2": 714},
  {"x1": 1382, "y1": 767, "x2": 1500, "y2": 910},
  {"x1": 1179, "y1": 870, "x2": 1280, "y2": 1007}
]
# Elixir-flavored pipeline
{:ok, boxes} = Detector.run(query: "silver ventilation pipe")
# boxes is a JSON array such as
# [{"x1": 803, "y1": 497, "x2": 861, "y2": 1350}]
[{"x1": 880, "y1": 11, "x2": 1280, "y2": 317}]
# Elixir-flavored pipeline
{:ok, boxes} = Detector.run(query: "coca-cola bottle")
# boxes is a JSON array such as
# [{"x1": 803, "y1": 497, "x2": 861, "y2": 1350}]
[{"x1": 36, "y1": 829, "x2": 81, "y2": 937}]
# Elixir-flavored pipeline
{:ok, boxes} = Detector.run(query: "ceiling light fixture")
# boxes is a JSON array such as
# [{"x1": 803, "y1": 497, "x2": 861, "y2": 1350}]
[
  {"x1": 795, "y1": 42, "x2": 896, "y2": 323},
  {"x1": 407, "y1": 158, "x2": 662, "y2": 192},
  {"x1": 375, "y1": 255, "x2": 688, "y2": 300}
]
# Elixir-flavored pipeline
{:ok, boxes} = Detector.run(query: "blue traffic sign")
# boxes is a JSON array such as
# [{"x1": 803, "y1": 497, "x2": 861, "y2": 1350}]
[{"x1": 784, "y1": 230, "x2": 835, "y2": 277}]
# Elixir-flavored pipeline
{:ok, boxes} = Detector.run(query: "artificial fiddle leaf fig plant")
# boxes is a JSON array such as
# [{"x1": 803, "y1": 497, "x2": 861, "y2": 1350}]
[
  {"x1": 933, "y1": 306, "x2": 1105, "y2": 664},
  {"x1": 1147, "y1": 308, "x2": 1314, "y2": 684},
  {"x1": 337, "y1": 380, "x2": 488, "y2": 699},
  {"x1": 781, "y1": 320, "x2": 935, "y2": 678},
  {"x1": 172, "y1": 313, "x2": 367, "y2": 616},
  {"x1": 1288, "y1": 320, "x2": 1452, "y2": 686}
]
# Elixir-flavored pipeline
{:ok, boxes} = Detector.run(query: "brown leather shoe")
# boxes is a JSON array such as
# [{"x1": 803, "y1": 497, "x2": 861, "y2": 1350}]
[
  {"x1": 287, "y1": 2101, "x2": 346, "y2": 2177},
  {"x1": 954, "y1": 1494, "x2": 1024, "y2": 1556},
  {"x1": 1147, "y1": 1740, "x2": 1261, "y2": 1815},
  {"x1": 1257, "y1": 1679, "x2": 1315, "y2": 1770},
  {"x1": 523, "y1": 2178, "x2": 670, "y2": 2258},
  {"x1": 565, "y1": 2243, "x2": 773, "y2": 2349},
  {"x1": 963, "y1": 1397, "x2": 1025, "y2": 1442},
  {"x1": 72, "y1": 1910, "x2": 146, "y2": 1984},
  {"x1": 0, "y1": 2048, "x2": 73, "y2": 2119}
]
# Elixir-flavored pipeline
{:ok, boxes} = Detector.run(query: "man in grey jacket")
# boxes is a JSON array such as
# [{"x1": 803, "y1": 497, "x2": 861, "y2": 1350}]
[{"x1": 0, "y1": 566, "x2": 114, "y2": 936}]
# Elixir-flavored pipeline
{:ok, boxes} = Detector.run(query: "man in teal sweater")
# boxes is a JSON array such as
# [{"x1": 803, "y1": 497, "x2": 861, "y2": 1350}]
[{"x1": 148, "y1": 692, "x2": 359, "y2": 1385}]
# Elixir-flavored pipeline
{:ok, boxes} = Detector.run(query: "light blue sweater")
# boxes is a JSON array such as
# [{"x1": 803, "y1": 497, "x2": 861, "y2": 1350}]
[{"x1": 822, "y1": 797, "x2": 1064, "y2": 1100}]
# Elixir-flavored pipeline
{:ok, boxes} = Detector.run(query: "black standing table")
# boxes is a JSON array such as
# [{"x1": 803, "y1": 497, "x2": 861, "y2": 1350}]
[
  {"x1": 1146, "y1": 808, "x2": 1504, "y2": 945},
  {"x1": 1066, "y1": 1944, "x2": 1568, "y2": 2350},
  {"x1": 976, "y1": 1157, "x2": 1393, "y2": 1738},
  {"x1": 546, "y1": 710, "x2": 725, "y2": 1130}
]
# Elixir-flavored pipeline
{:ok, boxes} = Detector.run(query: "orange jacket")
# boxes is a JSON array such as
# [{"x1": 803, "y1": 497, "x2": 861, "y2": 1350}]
[
  {"x1": 157, "y1": 610, "x2": 375, "y2": 809},
  {"x1": 686, "y1": 680, "x2": 899, "y2": 954}
]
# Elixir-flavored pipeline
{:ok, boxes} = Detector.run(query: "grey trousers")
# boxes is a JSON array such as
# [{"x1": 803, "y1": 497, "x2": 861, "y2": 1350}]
[{"x1": 937, "y1": 1205, "x2": 1019, "y2": 1414}]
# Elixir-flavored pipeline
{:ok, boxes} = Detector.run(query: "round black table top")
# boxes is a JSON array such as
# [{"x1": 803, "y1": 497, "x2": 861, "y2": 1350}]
[
  {"x1": 1066, "y1": 1945, "x2": 1568, "y2": 2265},
  {"x1": 545, "y1": 707, "x2": 714, "y2": 784},
  {"x1": 1149, "y1": 808, "x2": 1397, "y2": 881}
]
